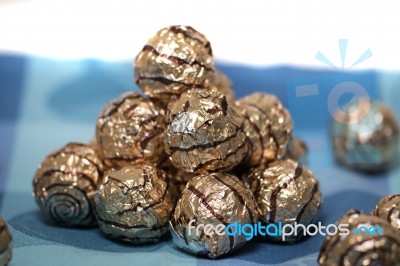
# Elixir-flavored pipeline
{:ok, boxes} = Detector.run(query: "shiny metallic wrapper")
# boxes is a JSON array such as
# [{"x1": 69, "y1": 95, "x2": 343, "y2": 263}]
[
  {"x1": 319, "y1": 210, "x2": 400, "y2": 266},
  {"x1": 246, "y1": 159, "x2": 321, "y2": 242},
  {"x1": 283, "y1": 138, "x2": 308, "y2": 165},
  {"x1": 372, "y1": 194, "x2": 400, "y2": 231},
  {"x1": 166, "y1": 166, "x2": 197, "y2": 201},
  {"x1": 331, "y1": 99, "x2": 400, "y2": 172},
  {"x1": 164, "y1": 88, "x2": 248, "y2": 173},
  {"x1": 237, "y1": 92, "x2": 293, "y2": 166},
  {"x1": 135, "y1": 25, "x2": 215, "y2": 107},
  {"x1": 170, "y1": 173, "x2": 259, "y2": 259},
  {"x1": 0, "y1": 218, "x2": 12, "y2": 266},
  {"x1": 96, "y1": 92, "x2": 166, "y2": 169},
  {"x1": 207, "y1": 70, "x2": 235, "y2": 103},
  {"x1": 33, "y1": 143, "x2": 104, "y2": 227},
  {"x1": 94, "y1": 164, "x2": 174, "y2": 244}
]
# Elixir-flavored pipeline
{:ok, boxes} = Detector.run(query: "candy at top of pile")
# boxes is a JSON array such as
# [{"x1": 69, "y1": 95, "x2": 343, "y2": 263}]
[{"x1": 128, "y1": 25, "x2": 296, "y2": 174}]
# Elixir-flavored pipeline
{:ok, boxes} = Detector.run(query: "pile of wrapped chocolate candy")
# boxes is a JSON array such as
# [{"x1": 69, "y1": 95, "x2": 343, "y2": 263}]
[{"x1": 29, "y1": 25, "x2": 400, "y2": 264}]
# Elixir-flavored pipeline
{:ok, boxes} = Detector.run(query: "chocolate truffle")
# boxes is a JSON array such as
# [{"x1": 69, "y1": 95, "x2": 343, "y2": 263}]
[
  {"x1": 33, "y1": 142, "x2": 104, "y2": 227},
  {"x1": 372, "y1": 194, "x2": 400, "y2": 231},
  {"x1": 0, "y1": 218, "x2": 12, "y2": 266},
  {"x1": 170, "y1": 173, "x2": 258, "y2": 259},
  {"x1": 164, "y1": 88, "x2": 248, "y2": 173},
  {"x1": 246, "y1": 159, "x2": 321, "y2": 242},
  {"x1": 237, "y1": 92, "x2": 292, "y2": 166},
  {"x1": 207, "y1": 70, "x2": 235, "y2": 103},
  {"x1": 283, "y1": 138, "x2": 308, "y2": 165},
  {"x1": 94, "y1": 164, "x2": 174, "y2": 244},
  {"x1": 319, "y1": 210, "x2": 400, "y2": 266},
  {"x1": 331, "y1": 99, "x2": 399, "y2": 172},
  {"x1": 96, "y1": 92, "x2": 166, "y2": 169},
  {"x1": 135, "y1": 25, "x2": 214, "y2": 107}
]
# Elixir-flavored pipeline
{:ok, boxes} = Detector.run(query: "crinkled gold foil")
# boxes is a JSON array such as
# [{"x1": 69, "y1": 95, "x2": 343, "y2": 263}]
[
  {"x1": 32, "y1": 143, "x2": 104, "y2": 227},
  {"x1": 319, "y1": 210, "x2": 400, "y2": 266},
  {"x1": 246, "y1": 159, "x2": 321, "y2": 242},
  {"x1": 135, "y1": 25, "x2": 215, "y2": 107},
  {"x1": 96, "y1": 92, "x2": 166, "y2": 169},
  {"x1": 165, "y1": 164, "x2": 197, "y2": 201},
  {"x1": 283, "y1": 138, "x2": 308, "y2": 165},
  {"x1": 170, "y1": 173, "x2": 259, "y2": 259},
  {"x1": 0, "y1": 218, "x2": 12, "y2": 266},
  {"x1": 372, "y1": 194, "x2": 400, "y2": 231},
  {"x1": 94, "y1": 164, "x2": 174, "y2": 244},
  {"x1": 237, "y1": 92, "x2": 292, "y2": 166},
  {"x1": 207, "y1": 70, "x2": 235, "y2": 103},
  {"x1": 164, "y1": 88, "x2": 248, "y2": 173},
  {"x1": 331, "y1": 99, "x2": 400, "y2": 172}
]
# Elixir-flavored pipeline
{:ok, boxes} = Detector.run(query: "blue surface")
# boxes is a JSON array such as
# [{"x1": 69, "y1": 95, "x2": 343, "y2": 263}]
[{"x1": 0, "y1": 54, "x2": 399, "y2": 265}]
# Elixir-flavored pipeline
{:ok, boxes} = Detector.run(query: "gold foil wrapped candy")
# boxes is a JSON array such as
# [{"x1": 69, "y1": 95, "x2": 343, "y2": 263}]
[
  {"x1": 246, "y1": 159, "x2": 321, "y2": 242},
  {"x1": 33, "y1": 143, "x2": 104, "y2": 227},
  {"x1": 372, "y1": 194, "x2": 400, "y2": 231},
  {"x1": 0, "y1": 218, "x2": 12, "y2": 266},
  {"x1": 319, "y1": 210, "x2": 400, "y2": 266},
  {"x1": 96, "y1": 92, "x2": 166, "y2": 169},
  {"x1": 164, "y1": 88, "x2": 248, "y2": 173},
  {"x1": 237, "y1": 92, "x2": 293, "y2": 166},
  {"x1": 284, "y1": 138, "x2": 308, "y2": 165},
  {"x1": 135, "y1": 25, "x2": 214, "y2": 107},
  {"x1": 170, "y1": 173, "x2": 258, "y2": 259},
  {"x1": 331, "y1": 98, "x2": 400, "y2": 172},
  {"x1": 94, "y1": 164, "x2": 174, "y2": 244},
  {"x1": 207, "y1": 70, "x2": 235, "y2": 103}
]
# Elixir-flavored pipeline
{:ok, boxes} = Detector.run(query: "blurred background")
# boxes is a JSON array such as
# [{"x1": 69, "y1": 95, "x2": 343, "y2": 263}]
[{"x1": 1, "y1": 1, "x2": 400, "y2": 265}]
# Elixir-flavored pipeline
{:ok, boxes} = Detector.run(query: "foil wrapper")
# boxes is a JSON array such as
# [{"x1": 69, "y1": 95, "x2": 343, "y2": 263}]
[
  {"x1": 94, "y1": 164, "x2": 174, "y2": 244},
  {"x1": 166, "y1": 166, "x2": 197, "y2": 201},
  {"x1": 372, "y1": 194, "x2": 400, "y2": 231},
  {"x1": 164, "y1": 88, "x2": 248, "y2": 173},
  {"x1": 319, "y1": 210, "x2": 400, "y2": 266},
  {"x1": 96, "y1": 92, "x2": 166, "y2": 169},
  {"x1": 0, "y1": 218, "x2": 12, "y2": 266},
  {"x1": 32, "y1": 143, "x2": 104, "y2": 227},
  {"x1": 135, "y1": 25, "x2": 215, "y2": 107},
  {"x1": 283, "y1": 138, "x2": 308, "y2": 165},
  {"x1": 207, "y1": 70, "x2": 235, "y2": 103},
  {"x1": 331, "y1": 99, "x2": 400, "y2": 172},
  {"x1": 246, "y1": 159, "x2": 321, "y2": 242},
  {"x1": 170, "y1": 173, "x2": 259, "y2": 259},
  {"x1": 237, "y1": 92, "x2": 292, "y2": 166}
]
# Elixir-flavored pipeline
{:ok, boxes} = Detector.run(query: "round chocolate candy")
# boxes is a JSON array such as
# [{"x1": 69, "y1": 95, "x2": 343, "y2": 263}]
[
  {"x1": 207, "y1": 70, "x2": 235, "y2": 103},
  {"x1": 283, "y1": 138, "x2": 308, "y2": 165},
  {"x1": 96, "y1": 92, "x2": 166, "y2": 169},
  {"x1": 372, "y1": 194, "x2": 400, "y2": 231},
  {"x1": 0, "y1": 218, "x2": 12, "y2": 266},
  {"x1": 331, "y1": 98, "x2": 400, "y2": 172},
  {"x1": 237, "y1": 92, "x2": 293, "y2": 166},
  {"x1": 164, "y1": 88, "x2": 248, "y2": 173},
  {"x1": 33, "y1": 142, "x2": 104, "y2": 227},
  {"x1": 319, "y1": 210, "x2": 400, "y2": 266},
  {"x1": 170, "y1": 173, "x2": 258, "y2": 259},
  {"x1": 94, "y1": 164, "x2": 174, "y2": 244},
  {"x1": 246, "y1": 159, "x2": 321, "y2": 242},
  {"x1": 135, "y1": 25, "x2": 214, "y2": 107}
]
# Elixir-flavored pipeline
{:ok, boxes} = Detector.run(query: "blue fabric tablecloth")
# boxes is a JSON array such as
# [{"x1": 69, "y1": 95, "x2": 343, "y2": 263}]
[{"x1": 1, "y1": 54, "x2": 400, "y2": 265}]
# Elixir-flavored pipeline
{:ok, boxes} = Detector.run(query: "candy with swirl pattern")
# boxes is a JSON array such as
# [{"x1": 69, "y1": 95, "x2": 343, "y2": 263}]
[{"x1": 33, "y1": 143, "x2": 104, "y2": 227}]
